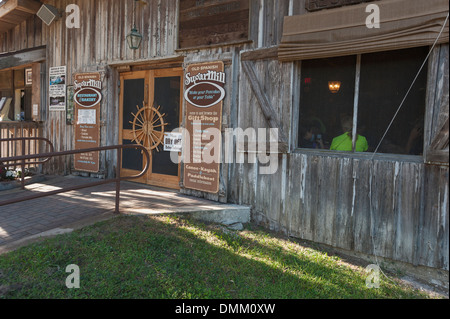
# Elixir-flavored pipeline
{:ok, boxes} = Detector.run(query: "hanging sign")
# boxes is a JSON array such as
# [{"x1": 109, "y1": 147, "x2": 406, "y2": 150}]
[
  {"x1": 74, "y1": 72, "x2": 102, "y2": 173},
  {"x1": 183, "y1": 61, "x2": 225, "y2": 194}
]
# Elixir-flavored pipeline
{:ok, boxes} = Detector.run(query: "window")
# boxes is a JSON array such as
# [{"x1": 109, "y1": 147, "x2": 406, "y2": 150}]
[
  {"x1": 298, "y1": 46, "x2": 429, "y2": 156},
  {"x1": 0, "y1": 67, "x2": 33, "y2": 122}
]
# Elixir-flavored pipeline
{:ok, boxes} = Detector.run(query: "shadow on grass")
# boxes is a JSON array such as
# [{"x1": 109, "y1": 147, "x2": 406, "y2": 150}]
[{"x1": 0, "y1": 215, "x2": 426, "y2": 299}]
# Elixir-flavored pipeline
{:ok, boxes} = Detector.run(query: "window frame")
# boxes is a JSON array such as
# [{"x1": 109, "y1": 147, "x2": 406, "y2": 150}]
[
  {"x1": 292, "y1": 47, "x2": 433, "y2": 162},
  {"x1": 0, "y1": 65, "x2": 35, "y2": 123}
]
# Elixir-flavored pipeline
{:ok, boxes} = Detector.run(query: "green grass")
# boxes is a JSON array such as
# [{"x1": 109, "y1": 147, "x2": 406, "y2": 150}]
[{"x1": 0, "y1": 215, "x2": 435, "y2": 299}]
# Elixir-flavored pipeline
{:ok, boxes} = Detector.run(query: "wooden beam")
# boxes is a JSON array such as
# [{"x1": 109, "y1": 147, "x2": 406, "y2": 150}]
[
  {"x1": 241, "y1": 60, "x2": 288, "y2": 148},
  {"x1": 1, "y1": 0, "x2": 40, "y2": 19},
  {"x1": 238, "y1": 141, "x2": 289, "y2": 154},
  {"x1": 0, "y1": 0, "x2": 20, "y2": 19},
  {"x1": 16, "y1": 0, "x2": 42, "y2": 15},
  {"x1": 425, "y1": 149, "x2": 449, "y2": 165},
  {"x1": 429, "y1": 117, "x2": 449, "y2": 150},
  {"x1": 0, "y1": 0, "x2": 41, "y2": 33},
  {"x1": 0, "y1": 20, "x2": 16, "y2": 30},
  {"x1": 0, "y1": 47, "x2": 46, "y2": 70},
  {"x1": 108, "y1": 55, "x2": 185, "y2": 68},
  {"x1": 241, "y1": 46, "x2": 279, "y2": 61}
]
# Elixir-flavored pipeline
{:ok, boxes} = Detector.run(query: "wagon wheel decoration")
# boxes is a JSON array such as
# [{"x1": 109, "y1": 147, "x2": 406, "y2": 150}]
[{"x1": 130, "y1": 103, "x2": 168, "y2": 152}]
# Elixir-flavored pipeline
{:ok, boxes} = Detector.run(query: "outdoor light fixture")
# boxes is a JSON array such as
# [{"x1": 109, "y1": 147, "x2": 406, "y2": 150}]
[
  {"x1": 127, "y1": 0, "x2": 143, "y2": 50},
  {"x1": 127, "y1": 26, "x2": 143, "y2": 50},
  {"x1": 328, "y1": 81, "x2": 341, "y2": 94}
]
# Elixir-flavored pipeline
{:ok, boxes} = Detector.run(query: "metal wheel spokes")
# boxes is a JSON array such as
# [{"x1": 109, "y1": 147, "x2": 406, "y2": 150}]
[{"x1": 130, "y1": 103, "x2": 168, "y2": 152}]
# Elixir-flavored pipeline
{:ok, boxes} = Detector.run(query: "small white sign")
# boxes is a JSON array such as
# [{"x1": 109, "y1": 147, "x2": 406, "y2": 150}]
[
  {"x1": 164, "y1": 132, "x2": 183, "y2": 152},
  {"x1": 77, "y1": 109, "x2": 96, "y2": 125},
  {"x1": 33, "y1": 104, "x2": 39, "y2": 116}
]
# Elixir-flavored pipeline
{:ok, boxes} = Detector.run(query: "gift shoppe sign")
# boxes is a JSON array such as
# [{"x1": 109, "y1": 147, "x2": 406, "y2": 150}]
[
  {"x1": 183, "y1": 61, "x2": 225, "y2": 194},
  {"x1": 74, "y1": 72, "x2": 102, "y2": 173}
]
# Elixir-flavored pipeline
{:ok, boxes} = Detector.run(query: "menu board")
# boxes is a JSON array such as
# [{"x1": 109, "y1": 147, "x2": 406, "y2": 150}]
[
  {"x1": 183, "y1": 61, "x2": 225, "y2": 193},
  {"x1": 73, "y1": 72, "x2": 102, "y2": 173}
]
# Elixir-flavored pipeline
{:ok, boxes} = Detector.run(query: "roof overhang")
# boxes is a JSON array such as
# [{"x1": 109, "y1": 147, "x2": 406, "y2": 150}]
[{"x1": 0, "y1": 0, "x2": 42, "y2": 34}]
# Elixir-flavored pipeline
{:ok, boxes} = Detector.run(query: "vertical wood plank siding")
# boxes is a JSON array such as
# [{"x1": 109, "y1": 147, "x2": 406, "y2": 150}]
[
  {"x1": 1, "y1": 0, "x2": 180, "y2": 176},
  {"x1": 230, "y1": 43, "x2": 449, "y2": 270},
  {"x1": 1, "y1": 0, "x2": 448, "y2": 271}
]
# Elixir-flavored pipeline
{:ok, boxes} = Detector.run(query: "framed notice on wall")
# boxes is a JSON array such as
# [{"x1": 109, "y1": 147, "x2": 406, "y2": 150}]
[
  {"x1": 25, "y1": 68, "x2": 32, "y2": 86},
  {"x1": 49, "y1": 66, "x2": 66, "y2": 111},
  {"x1": 73, "y1": 72, "x2": 102, "y2": 173},
  {"x1": 183, "y1": 61, "x2": 225, "y2": 194}
]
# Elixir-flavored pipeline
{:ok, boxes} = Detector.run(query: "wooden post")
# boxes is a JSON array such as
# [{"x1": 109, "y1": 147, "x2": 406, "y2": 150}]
[
  {"x1": 21, "y1": 137, "x2": 25, "y2": 190},
  {"x1": 115, "y1": 148, "x2": 121, "y2": 214},
  {"x1": 352, "y1": 54, "x2": 361, "y2": 151}
]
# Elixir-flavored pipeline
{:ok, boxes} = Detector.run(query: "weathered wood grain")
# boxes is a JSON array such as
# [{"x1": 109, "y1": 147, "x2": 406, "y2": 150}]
[{"x1": 0, "y1": 0, "x2": 448, "y2": 272}]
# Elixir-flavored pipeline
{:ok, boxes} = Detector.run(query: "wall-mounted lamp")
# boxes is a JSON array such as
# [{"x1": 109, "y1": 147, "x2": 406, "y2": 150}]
[
  {"x1": 126, "y1": 0, "x2": 144, "y2": 50},
  {"x1": 328, "y1": 81, "x2": 341, "y2": 94},
  {"x1": 127, "y1": 26, "x2": 143, "y2": 50}
]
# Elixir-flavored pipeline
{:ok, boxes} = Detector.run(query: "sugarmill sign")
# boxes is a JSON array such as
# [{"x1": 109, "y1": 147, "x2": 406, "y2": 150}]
[
  {"x1": 73, "y1": 73, "x2": 103, "y2": 173},
  {"x1": 184, "y1": 69, "x2": 226, "y2": 108},
  {"x1": 74, "y1": 78, "x2": 102, "y2": 107},
  {"x1": 183, "y1": 61, "x2": 226, "y2": 194}
]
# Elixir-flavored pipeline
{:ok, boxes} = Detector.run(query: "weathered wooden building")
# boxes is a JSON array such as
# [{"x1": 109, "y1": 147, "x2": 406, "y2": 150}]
[{"x1": 0, "y1": 0, "x2": 448, "y2": 280}]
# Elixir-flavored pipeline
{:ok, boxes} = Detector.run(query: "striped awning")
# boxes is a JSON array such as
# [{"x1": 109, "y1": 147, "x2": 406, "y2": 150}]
[{"x1": 279, "y1": 0, "x2": 449, "y2": 61}]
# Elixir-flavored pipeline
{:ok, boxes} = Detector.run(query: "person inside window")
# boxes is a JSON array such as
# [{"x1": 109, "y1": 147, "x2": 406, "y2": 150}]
[
  {"x1": 299, "y1": 120, "x2": 324, "y2": 149},
  {"x1": 405, "y1": 119, "x2": 424, "y2": 155},
  {"x1": 330, "y1": 115, "x2": 368, "y2": 152}
]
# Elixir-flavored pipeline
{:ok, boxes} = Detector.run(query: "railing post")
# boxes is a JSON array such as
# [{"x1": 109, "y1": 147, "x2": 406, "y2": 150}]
[
  {"x1": 21, "y1": 138, "x2": 25, "y2": 190},
  {"x1": 115, "y1": 148, "x2": 122, "y2": 214}
]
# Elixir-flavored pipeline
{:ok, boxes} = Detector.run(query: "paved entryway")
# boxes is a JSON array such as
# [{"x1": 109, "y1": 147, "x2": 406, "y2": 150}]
[{"x1": 0, "y1": 175, "x2": 250, "y2": 252}]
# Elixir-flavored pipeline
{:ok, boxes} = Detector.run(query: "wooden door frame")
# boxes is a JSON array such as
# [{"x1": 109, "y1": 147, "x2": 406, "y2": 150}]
[
  {"x1": 119, "y1": 70, "x2": 149, "y2": 184},
  {"x1": 119, "y1": 67, "x2": 183, "y2": 189}
]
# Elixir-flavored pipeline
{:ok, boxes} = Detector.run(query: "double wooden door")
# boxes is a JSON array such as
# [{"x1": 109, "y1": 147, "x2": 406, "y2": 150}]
[{"x1": 119, "y1": 68, "x2": 183, "y2": 189}]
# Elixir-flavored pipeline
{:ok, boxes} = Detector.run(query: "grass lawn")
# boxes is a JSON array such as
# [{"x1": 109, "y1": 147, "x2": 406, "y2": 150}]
[{"x1": 0, "y1": 215, "x2": 437, "y2": 299}]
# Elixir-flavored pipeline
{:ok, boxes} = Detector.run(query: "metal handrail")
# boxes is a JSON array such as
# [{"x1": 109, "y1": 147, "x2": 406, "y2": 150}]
[
  {"x1": 0, "y1": 144, "x2": 151, "y2": 214},
  {"x1": 0, "y1": 137, "x2": 55, "y2": 189}
]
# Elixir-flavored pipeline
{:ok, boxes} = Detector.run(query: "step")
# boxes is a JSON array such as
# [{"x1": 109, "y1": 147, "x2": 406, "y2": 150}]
[{"x1": 123, "y1": 203, "x2": 251, "y2": 227}]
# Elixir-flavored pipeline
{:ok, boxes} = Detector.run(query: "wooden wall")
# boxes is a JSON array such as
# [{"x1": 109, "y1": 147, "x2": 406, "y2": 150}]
[
  {"x1": 230, "y1": 41, "x2": 449, "y2": 271},
  {"x1": 1, "y1": 0, "x2": 448, "y2": 271},
  {"x1": 0, "y1": 15, "x2": 45, "y2": 52},
  {"x1": 179, "y1": 0, "x2": 295, "y2": 202},
  {"x1": 1, "y1": 0, "x2": 180, "y2": 176}
]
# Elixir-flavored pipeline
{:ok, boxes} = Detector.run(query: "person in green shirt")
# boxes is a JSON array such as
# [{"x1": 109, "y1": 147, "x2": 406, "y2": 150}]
[{"x1": 330, "y1": 116, "x2": 368, "y2": 152}]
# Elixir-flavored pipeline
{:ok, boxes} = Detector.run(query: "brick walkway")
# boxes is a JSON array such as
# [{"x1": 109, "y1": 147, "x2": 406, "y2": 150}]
[{"x1": 0, "y1": 175, "x2": 248, "y2": 251}]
